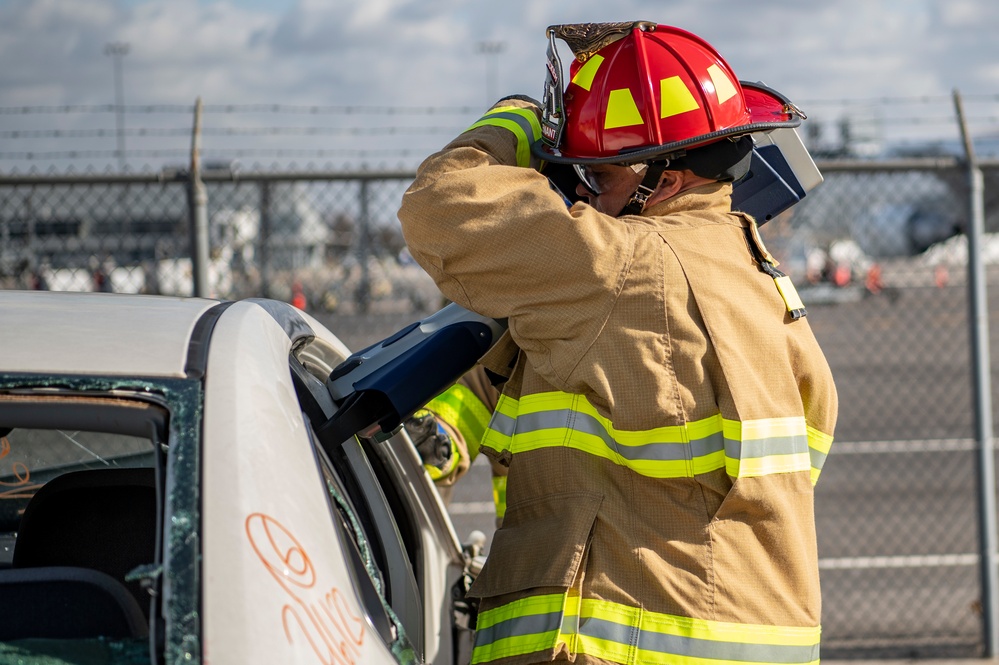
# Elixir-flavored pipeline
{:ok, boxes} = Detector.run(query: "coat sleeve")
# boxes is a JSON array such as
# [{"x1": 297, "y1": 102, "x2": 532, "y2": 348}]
[{"x1": 398, "y1": 99, "x2": 634, "y2": 389}]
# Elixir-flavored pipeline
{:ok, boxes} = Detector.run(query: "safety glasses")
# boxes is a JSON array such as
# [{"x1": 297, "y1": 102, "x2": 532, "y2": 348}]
[{"x1": 573, "y1": 163, "x2": 648, "y2": 196}]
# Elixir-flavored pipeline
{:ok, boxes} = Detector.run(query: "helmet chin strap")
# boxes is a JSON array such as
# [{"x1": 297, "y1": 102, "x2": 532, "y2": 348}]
[{"x1": 617, "y1": 160, "x2": 669, "y2": 217}]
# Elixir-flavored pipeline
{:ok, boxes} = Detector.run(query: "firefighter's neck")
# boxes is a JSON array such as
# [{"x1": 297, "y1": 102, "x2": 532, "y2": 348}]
[{"x1": 644, "y1": 170, "x2": 716, "y2": 208}]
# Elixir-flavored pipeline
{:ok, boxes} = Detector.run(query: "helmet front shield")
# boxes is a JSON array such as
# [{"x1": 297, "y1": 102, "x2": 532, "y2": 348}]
[{"x1": 540, "y1": 28, "x2": 567, "y2": 152}]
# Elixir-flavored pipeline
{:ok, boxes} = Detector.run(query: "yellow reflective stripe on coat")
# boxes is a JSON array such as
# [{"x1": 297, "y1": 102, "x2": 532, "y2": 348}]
[
  {"x1": 491, "y1": 474, "x2": 507, "y2": 519},
  {"x1": 807, "y1": 424, "x2": 834, "y2": 485},
  {"x1": 426, "y1": 383, "x2": 493, "y2": 462},
  {"x1": 473, "y1": 593, "x2": 565, "y2": 664},
  {"x1": 481, "y1": 392, "x2": 832, "y2": 480},
  {"x1": 466, "y1": 107, "x2": 542, "y2": 168},
  {"x1": 473, "y1": 594, "x2": 821, "y2": 665},
  {"x1": 722, "y1": 417, "x2": 811, "y2": 478}
]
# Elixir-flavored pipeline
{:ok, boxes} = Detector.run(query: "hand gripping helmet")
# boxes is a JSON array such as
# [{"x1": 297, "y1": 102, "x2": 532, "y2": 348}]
[{"x1": 534, "y1": 22, "x2": 805, "y2": 192}]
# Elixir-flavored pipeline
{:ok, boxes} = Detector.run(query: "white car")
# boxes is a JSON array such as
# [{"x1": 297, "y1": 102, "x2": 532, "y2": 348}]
[{"x1": 0, "y1": 291, "x2": 484, "y2": 664}]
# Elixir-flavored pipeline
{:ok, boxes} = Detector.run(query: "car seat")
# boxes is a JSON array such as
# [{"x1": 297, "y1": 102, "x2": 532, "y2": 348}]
[
  {"x1": 8, "y1": 467, "x2": 158, "y2": 638},
  {"x1": 0, "y1": 566, "x2": 148, "y2": 640}
]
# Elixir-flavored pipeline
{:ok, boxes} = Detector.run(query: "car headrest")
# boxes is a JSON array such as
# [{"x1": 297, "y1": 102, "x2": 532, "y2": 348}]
[{"x1": 13, "y1": 467, "x2": 158, "y2": 615}]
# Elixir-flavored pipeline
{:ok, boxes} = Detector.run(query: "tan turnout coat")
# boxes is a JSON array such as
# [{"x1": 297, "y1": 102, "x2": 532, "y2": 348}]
[{"x1": 399, "y1": 100, "x2": 837, "y2": 665}]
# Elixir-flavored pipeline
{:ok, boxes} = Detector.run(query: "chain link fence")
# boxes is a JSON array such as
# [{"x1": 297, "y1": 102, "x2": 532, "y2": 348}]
[
  {"x1": 762, "y1": 161, "x2": 999, "y2": 659},
  {"x1": 2, "y1": 158, "x2": 999, "y2": 659},
  {"x1": 0, "y1": 169, "x2": 440, "y2": 312}
]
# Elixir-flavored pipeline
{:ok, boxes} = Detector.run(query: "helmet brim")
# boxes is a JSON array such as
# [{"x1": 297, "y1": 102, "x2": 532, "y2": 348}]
[{"x1": 533, "y1": 81, "x2": 802, "y2": 166}]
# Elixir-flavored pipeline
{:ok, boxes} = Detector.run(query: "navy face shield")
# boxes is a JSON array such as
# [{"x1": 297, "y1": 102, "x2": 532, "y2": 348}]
[{"x1": 730, "y1": 126, "x2": 823, "y2": 224}]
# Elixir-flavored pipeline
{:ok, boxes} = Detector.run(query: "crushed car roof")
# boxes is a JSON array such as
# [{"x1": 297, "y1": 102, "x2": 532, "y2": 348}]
[{"x1": 0, "y1": 291, "x2": 220, "y2": 378}]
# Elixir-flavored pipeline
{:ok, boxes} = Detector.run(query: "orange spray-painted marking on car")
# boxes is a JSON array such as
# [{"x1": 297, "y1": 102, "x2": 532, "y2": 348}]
[{"x1": 246, "y1": 512, "x2": 365, "y2": 664}]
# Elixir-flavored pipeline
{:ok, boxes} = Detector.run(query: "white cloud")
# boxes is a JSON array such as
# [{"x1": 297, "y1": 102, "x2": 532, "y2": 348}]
[
  {"x1": 4, "y1": 0, "x2": 994, "y2": 105},
  {"x1": 0, "y1": 0, "x2": 995, "y2": 170}
]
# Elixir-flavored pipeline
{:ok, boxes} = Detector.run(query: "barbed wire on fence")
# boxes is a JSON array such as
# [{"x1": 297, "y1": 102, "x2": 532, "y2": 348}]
[
  {"x1": 1, "y1": 92, "x2": 996, "y2": 114},
  {"x1": 1, "y1": 93, "x2": 998, "y2": 174},
  {"x1": 0, "y1": 103, "x2": 483, "y2": 115}
]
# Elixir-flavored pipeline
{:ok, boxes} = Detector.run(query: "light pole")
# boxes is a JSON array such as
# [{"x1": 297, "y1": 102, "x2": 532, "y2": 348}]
[
  {"x1": 104, "y1": 42, "x2": 130, "y2": 172},
  {"x1": 477, "y1": 40, "x2": 505, "y2": 105}
]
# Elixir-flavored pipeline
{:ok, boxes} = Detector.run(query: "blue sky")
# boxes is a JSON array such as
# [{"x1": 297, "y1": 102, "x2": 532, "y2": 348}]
[{"x1": 2, "y1": 0, "x2": 997, "y2": 170}]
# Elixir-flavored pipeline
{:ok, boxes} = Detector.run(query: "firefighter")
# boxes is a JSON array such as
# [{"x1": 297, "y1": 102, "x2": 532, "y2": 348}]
[{"x1": 399, "y1": 21, "x2": 837, "y2": 665}]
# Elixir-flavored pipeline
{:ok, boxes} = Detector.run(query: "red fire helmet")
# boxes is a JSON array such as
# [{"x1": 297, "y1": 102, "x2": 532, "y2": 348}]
[{"x1": 534, "y1": 22, "x2": 804, "y2": 165}]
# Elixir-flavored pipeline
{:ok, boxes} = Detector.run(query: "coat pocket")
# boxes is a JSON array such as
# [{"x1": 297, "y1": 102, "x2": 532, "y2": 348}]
[{"x1": 468, "y1": 490, "x2": 602, "y2": 599}]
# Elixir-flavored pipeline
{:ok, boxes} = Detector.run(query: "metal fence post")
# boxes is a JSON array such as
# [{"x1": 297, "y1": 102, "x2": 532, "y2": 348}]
[
  {"x1": 955, "y1": 89, "x2": 999, "y2": 657},
  {"x1": 1, "y1": 194, "x2": 10, "y2": 277},
  {"x1": 356, "y1": 178, "x2": 371, "y2": 313},
  {"x1": 25, "y1": 188, "x2": 35, "y2": 283},
  {"x1": 259, "y1": 181, "x2": 272, "y2": 299},
  {"x1": 188, "y1": 97, "x2": 210, "y2": 298}
]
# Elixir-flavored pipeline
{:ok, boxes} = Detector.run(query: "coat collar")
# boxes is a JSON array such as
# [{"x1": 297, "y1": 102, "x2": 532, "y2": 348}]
[{"x1": 640, "y1": 181, "x2": 733, "y2": 218}]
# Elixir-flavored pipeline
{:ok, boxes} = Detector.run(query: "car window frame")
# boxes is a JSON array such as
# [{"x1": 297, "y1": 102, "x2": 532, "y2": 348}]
[
  {"x1": 0, "y1": 373, "x2": 204, "y2": 665},
  {"x1": 290, "y1": 355, "x2": 425, "y2": 659}
]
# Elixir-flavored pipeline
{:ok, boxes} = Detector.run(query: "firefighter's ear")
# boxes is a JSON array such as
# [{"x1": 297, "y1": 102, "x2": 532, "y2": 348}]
[
  {"x1": 654, "y1": 171, "x2": 684, "y2": 200},
  {"x1": 648, "y1": 170, "x2": 711, "y2": 208}
]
